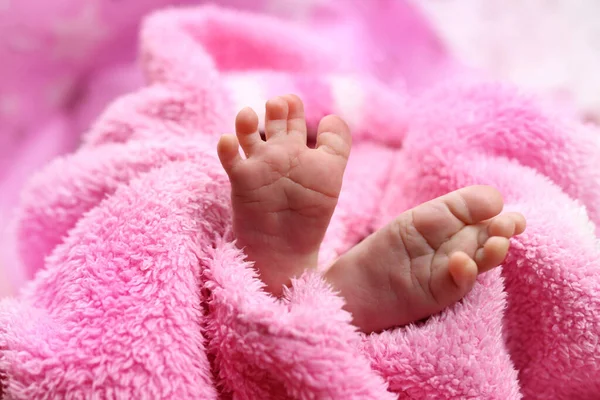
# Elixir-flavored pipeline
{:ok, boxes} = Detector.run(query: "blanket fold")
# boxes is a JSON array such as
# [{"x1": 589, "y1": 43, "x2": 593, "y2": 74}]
[{"x1": 2, "y1": 5, "x2": 600, "y2": 399}]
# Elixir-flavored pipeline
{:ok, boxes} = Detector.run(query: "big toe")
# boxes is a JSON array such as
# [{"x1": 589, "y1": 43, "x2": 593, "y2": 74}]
[
  {"x1": 316, "y1": 115, "x2": 352, "y2": 159},
  {"x1": 410, "y1": 185, "x2": 505, "y2": 252},
  {"x1": 449, "y1": 185, "x2": 504, "y2": 225}
]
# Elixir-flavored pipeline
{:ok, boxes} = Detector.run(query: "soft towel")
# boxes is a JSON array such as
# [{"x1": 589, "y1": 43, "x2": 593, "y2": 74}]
[
  {"x1": 0, "y1": 0, "x2": 450, "y2": 297},
  {"x1": 1, "y1": 5, "x2": 600, "y2": 399},
  {"x1": 0, "y1": 0, "x2": 198, "y2": 295}
]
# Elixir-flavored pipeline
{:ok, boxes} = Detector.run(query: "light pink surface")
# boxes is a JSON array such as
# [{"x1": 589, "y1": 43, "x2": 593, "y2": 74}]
[
  {"x1": 417, "y1": 0, "x2": 600, "y2": 121},
  {"x1": 1, "y1": 5, "x2": 599, "y2": 399}
]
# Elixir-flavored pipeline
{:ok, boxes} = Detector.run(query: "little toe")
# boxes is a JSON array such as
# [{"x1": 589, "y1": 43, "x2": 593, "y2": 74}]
[
  {"x1": 448, "y1": 251, "x2": 478, "y2": 291},
  {"x1": 217, "y1": 134, "x2": 242, "y2": 173},
  {"x1": 235, "y1": 107, "x2": 262, "y2": 157},
  {"x1": 475, "y1": 236, "x2": 510, "y2": 273},
  {"x1": 265, "y1": 96, "x2": 289, "y2": 140},
  {"x1": 281, "y1": 94, "x2": 307, "y2": 142},
  {"x1": 316, "y1": 115, "x2": 352, "y2": 159}
]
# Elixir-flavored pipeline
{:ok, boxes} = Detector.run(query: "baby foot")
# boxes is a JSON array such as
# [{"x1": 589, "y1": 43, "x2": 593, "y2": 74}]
[
  {"x1": 325, "y1": 186, "x2": 526, "y2": 333},
  {"x1": 217, "y1": 94, "x2": 351, "y2": 295}
]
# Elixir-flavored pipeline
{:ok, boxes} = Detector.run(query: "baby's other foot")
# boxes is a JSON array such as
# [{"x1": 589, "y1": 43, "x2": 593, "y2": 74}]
[
  {"x1": 325, "y1": 186, "x2": 526, "y2": 333},
  {"x1": 217, "y1": 95, "x2": 351, "y2": 295}
]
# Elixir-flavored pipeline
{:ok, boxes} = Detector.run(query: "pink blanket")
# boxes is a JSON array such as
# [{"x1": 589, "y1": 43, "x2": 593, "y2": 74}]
[
  {"x1": 0, "y1": 0, "x2": 198, "y2": 295},
  {"x1": 2, "y1": 5, "x2": 600, "y2": 399},
  {"x1": 0, "y1": 0, "x2": 450, "y2": 296}
]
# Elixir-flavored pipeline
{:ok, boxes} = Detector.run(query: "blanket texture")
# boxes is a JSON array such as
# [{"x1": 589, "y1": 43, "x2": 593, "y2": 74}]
[
  {"x1": 2, "y1": 5, "x2": 600, "y2": 399},
  {"x1": 0, "y1": 0, "x2": 197, "y2": 295},
  {"x1": 0, "y1": 0, "x2": 449, "y2": 297}
]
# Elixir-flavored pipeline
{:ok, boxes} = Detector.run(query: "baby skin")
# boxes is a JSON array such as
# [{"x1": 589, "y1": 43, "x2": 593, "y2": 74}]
[{"x1": 218, "y1": 95, "x2": 526, "y2": 333}]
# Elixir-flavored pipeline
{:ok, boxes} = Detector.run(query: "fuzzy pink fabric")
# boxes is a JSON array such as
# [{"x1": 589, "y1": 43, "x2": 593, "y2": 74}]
[
  {"x1": 2, "y1": 5, "x2": 600, "y2": 399},
  {"x1": 0, "y1": 0, "x2": 452, "y2": 297},
  {"x1": 0, "y1": 0, "x2": 197, "y2": 296}
]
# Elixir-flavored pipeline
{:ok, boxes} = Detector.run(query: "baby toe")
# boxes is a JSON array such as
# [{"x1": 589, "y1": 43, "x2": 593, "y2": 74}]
[
  {"x1": 235, "y1": 107, "x2": 262, "y2": 156},
  {"x1": 265, "y1": 96, "x2": 289, "y2": 139},
  {"x1": 217, "y1": 134, "x2": 242, "y2": 172},
  {"x1": 448, "y1": 251, "x2": 478, "y2": 291},
  {"x1": 512, "y1": 212, "x2": 527, "y2": 235},
  {"x1": 315, "y1": 115, "x2": 352, "y2": 159},
  {"x1": 281, "y1": 94, "x2": 307, "y2": 141},
  {"x1": 488, "y1": 212, "x2": 527, "y2": 238},
  {"x1": 475, "y1": 236, "x2": 510, "y2": 273},
  {"x1": 446, "y1": 186, "x2": 504, "y2": 226}
]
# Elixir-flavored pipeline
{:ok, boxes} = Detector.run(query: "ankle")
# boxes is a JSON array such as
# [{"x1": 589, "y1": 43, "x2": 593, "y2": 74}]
[
  {"x1": 240, "y1": 245, "x2": 318, "y2": 295},
  {"x1": 324, "y1": 251, "x2": 400, "y2": 333}
]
